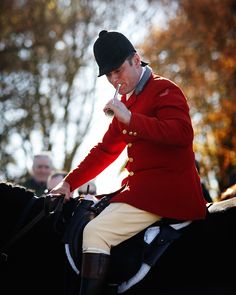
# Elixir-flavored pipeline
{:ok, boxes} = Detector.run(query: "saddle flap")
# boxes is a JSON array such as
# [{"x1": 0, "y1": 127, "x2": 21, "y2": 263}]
[{"x1": 143, "y1": 224, "x2": 182, "y2": 266}]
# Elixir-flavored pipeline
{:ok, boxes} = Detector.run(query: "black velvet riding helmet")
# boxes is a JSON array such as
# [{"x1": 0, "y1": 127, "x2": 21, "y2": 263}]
[{"x1": 93, "y1": 30, "x2": 148, "y2": 77}]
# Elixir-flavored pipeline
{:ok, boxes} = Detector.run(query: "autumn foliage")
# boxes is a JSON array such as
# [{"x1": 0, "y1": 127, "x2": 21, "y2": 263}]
[{"x1": 141, "y1": 0, "x2": 236, "y2": 196}]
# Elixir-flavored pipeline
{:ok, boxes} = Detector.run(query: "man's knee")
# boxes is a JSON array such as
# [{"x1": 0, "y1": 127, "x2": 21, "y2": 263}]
[{"x1": 82, "y1": 220, "x2": 110, "y2": 254}]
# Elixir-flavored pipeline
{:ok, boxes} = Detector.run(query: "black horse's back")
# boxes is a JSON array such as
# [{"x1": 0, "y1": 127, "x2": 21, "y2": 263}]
[
  {"x1": 62, "y1": 196, "x2": 236, "y2": 295},
  {"x1": 1, "y1": 182, "x2": 236, "y2": 295},
  {"x1": 123, "y1": 201, "x2": 236, "y2": 295},
  {"x1": 108, "y1": 212, "x2": 236, "y2": 295}
]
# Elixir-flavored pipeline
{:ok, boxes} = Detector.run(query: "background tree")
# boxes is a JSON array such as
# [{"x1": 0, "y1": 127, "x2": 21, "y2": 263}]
[
  {"x1": 142, "y1": 0, "x2": 236, "y2": 197},
  {"x1": 0, "y1": 0, "x2": 161, "y2": 181}
]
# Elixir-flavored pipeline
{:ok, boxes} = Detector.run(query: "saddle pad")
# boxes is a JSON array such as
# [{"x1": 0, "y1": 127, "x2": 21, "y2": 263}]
[{"x1": 65, "y1": 221, "x2": 191, "y2": 293}]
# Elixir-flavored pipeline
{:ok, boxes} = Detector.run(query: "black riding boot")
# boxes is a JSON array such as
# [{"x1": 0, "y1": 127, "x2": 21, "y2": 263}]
[{"x1": 79, "y1": 252, "x2": 110, "y2": 295}]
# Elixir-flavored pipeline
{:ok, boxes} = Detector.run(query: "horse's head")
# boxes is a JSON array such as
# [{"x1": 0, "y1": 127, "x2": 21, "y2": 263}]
[{"x1": 0, "y1": 182, "x2": 41, "y2": 246}]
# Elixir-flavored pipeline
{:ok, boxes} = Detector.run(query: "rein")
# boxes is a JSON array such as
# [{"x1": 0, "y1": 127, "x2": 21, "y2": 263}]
[{"x1": 0, "y1": 194, "x2": 64, "y2": 262}]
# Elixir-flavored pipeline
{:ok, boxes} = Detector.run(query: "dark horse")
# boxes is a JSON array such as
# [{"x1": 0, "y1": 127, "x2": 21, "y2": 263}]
[
  {"x1": 1, "y1": 182, "x2": 236, "y2": 295},
  {"x1": 0, "y1": 182, "x2": 67, "y2": 295}
]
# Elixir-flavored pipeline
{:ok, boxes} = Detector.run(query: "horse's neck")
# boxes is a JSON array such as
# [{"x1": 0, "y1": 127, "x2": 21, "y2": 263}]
[{"x1": 0, "y1": 183, "x2": 43, "y2": 240}]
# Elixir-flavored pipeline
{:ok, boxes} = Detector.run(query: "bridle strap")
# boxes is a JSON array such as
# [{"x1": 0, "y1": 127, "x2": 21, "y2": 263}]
[
  {"x1": 0, "y1": 195, "x2": 64, "y2": 261},
  {"x1": 1, "y1": 210, "x2": 45, "y2": 261}
]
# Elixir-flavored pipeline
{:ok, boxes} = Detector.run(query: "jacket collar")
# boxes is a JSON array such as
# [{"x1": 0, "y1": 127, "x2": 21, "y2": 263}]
[{"x1": 135, "y1": 66, "x2": 152, "y2": 95}]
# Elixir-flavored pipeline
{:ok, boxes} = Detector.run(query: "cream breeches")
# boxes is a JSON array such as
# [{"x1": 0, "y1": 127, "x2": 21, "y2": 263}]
[{"x1": 82, "y1": 202, "x2": 161, "y2": 254}]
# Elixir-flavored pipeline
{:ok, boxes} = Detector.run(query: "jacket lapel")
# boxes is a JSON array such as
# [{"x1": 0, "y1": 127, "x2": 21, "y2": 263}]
[{"x1": 125, "y1": 92, "x2": 137, "y2": 108}]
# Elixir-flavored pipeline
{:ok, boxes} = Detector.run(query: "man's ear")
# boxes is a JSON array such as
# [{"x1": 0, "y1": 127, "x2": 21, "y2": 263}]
[{"x1": 133, "y1": 53, "x2": 141, "y2": 66}]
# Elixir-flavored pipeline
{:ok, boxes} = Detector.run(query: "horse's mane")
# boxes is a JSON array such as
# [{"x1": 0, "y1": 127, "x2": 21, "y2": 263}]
[
  {"x1": 0, "y1": 181, "x2": 36, "y2": 200},
  {"x1": 0, "y1": 181, "x2": 33, "y2": 192}
]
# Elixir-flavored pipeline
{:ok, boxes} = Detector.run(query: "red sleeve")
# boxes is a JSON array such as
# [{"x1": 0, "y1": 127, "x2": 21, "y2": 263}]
[{"x1": 65, "y1": 120, "x2": 126, "y2": 191}]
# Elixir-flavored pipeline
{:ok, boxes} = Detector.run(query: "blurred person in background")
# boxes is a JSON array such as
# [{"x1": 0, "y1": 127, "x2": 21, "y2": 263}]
[
  {"x1": 20, "y1": 152, "x2": 53, "y2": 197},
  {"x1": 46, "y1": 170, "x2": 68, "y2": 192}
]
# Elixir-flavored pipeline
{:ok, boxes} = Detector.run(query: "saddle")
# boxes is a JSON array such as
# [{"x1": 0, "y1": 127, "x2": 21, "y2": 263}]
[{"x1": 62, "y1": 191, "x2": 191, "y2": 293}]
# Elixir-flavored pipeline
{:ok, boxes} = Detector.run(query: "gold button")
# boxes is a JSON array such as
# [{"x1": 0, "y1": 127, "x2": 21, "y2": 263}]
[
  {"x1": 128, "y1": 143, "x2": 132, "y2": 148},
  {"x1": 129, "y1": 171, "x2": 134, "y2": 176},
  {"x1": 122, "y1": 129, "x2": 127, "y2": 134},
  {"x1": 129, "y1": 157, "x2": 134, "y2": 162},
  {"x1": 129, "y1": 131, "x2": 133, "y2": 135},
  {"x1": 133, "y1": 132, "x2": 137, "y2": 136}
]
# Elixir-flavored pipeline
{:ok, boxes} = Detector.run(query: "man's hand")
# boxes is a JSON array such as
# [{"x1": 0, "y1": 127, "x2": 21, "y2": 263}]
[
  {"x1": 103, "y1": 98, "x2": 131, "y2": 125},
  {"x1": 50, "y1": 180, "x2": 71, "y2": 202}
]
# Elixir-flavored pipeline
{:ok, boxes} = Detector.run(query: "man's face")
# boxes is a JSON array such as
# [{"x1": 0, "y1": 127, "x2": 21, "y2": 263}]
[
  {"x1": 32, "y1": 157, "x2": 52, "y2": 183},
  {"x1": 106, "y1": 53, "x2": 142, "y2": 94}
]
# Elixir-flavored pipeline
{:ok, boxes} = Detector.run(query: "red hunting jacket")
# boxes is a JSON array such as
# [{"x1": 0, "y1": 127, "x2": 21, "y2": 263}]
[{"x1": 65, "y1": 68, "x2": 206, "y2": 221}]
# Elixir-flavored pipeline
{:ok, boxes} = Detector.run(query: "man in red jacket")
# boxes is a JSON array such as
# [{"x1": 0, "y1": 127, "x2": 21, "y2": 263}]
[{"x1": 51, "y1": 30, "x2": 206, "y2": 295}]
